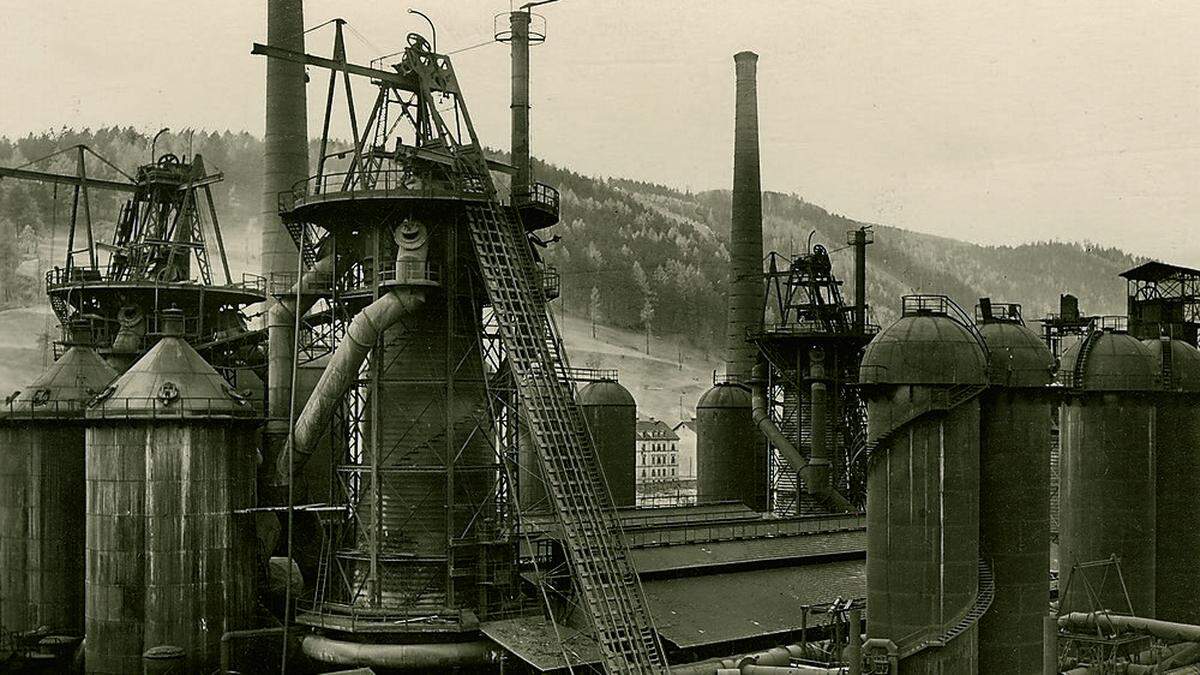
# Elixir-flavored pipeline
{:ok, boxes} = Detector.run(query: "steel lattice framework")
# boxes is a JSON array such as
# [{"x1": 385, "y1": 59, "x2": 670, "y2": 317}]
[
  {"x1": 751, "y1": 244, "x2": 875, "y2": 514},
  {"x1": 257, "y1": 22, "x2": 667, "y2": 672}
]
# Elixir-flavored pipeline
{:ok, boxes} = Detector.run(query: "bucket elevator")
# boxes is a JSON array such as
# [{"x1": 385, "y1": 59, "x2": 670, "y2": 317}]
[{"x1": 252, "y1": 24, "x2": 667, "y2": 672}]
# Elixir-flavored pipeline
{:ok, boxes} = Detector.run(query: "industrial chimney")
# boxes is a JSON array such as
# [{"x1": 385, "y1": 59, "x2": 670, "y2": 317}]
[
  {"x1": 696, "y1": 52, "x2": 768, "y2": 512},
  {"x1": 724, "y1": 50, "x2": 763, "y2": 380},
  {"x1": 262, "y1": 0, "x2": 309, "y2": 493}
]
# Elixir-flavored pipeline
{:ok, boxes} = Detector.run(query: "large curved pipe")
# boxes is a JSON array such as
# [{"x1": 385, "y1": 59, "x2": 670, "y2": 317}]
[
  {"x1": 750, "y1": 363, "x2": 853, "y2": 512},
  {"x1": 862, "y1": 638, "x2": 898, "y2": 675},
  {"x1": 1059, "y1": 611, "x2": 1200, "y2": 645},
  {"x1": 270, "y1": 287, "x2": 426, "y2": 487},
  {"x1": 262, "y1": 248, "x2": 344, "y2": 494},
  {"x1": 300, "y1": 634, "x2": 500, "y2": 670}
]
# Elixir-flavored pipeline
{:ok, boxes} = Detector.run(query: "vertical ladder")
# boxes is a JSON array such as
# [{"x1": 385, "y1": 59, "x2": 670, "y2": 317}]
[
  {"x1": 1161, "y1": 336, "x2": 1173, "y2": 388},
  {"x1": 464, "y1": 201, "x2": 668, "y2": 673}
]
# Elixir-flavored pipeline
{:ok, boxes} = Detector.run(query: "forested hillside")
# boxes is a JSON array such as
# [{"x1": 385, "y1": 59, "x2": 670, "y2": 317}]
[{"x1": 0, "y1": 128, "x2": 1143, "y2": 340}]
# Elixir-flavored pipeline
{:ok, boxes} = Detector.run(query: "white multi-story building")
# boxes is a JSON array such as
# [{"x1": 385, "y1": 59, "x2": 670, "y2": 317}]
[
  {"x1": 672, "y1": 418, "x2": 696, "y2": 482},
  {"x1": 635, "y1": 418, "x2": 679, "y2": 484}
]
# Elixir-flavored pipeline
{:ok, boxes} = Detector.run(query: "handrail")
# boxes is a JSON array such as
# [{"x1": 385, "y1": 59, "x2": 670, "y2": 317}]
[
  {"x1": 45, "y1": 265, "x2": 266, "y2": 295},
  {"x1": 514, "y1": 181, "x2": 560, "y2": 212},
  {"x1": 902, "y1": 294, "x2": 990, "y2": 359},
  {"x1": 5, "y1": 396, "x2": 256, "y2": 420},
  {"x1": 278, "y1": 167, "x2": 491, "y2": 213}
]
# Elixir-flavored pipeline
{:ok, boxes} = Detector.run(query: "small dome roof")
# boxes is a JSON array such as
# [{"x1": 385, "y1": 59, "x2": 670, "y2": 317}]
[
  {"x1": 860, "y1": 314, "x2": 988, "y2": 386},
  {"x1": 578, "y1": 379, "x2": 635, "y2": 407},
  {"x1": 87, "y1": 334, "x2": 254, "y2": 419},
  {"x1": 698, "y1": 382, "x2": 751, "y2": 409},
  {"x1": 979, "y1": 321, "x2": 1055, "y2": 387},
  {"x1": 2, "y1": 345, "x2": 117, "y2": 419},
  {"x1": 1060, "y1": 331, "x2": 1155, "y2": 391},
  {"x1": 1143, "y1": 338, "x2": 1200, "y2": 392}
]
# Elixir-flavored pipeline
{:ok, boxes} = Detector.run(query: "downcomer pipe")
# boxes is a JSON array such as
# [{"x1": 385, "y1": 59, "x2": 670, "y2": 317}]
[
  {"x1": 750, "y1": 363, "x2": 852, "y2": 511},
  {"x1": 301, "y1": 634, "x2": 500, "y2": 671},
  {"x1": 263, "y1": 0, "x2": 310, "y2": 496},
  {"x1": 272, "y1": 287, "x2": 426, "y2": 486},
  {"x1": 724, "y1": 51, "x2": 763, "y2": 381}
]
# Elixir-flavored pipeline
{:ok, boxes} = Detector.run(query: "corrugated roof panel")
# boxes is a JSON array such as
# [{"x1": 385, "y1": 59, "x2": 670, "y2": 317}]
[
  {"x1": 631, "y1": 530, "x2": 865, "y2": 574},
  {"x1": 644, "y1": 561, "x2": 867, "y2": 648},
  {"x1": 481, "y1": 617, "x2": 603, "y2": 672}
]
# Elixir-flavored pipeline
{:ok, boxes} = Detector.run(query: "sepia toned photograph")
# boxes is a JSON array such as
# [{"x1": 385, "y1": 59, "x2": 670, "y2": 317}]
[{"x1": 0, "y1": 1, "x2": 1195, "y2": 673}]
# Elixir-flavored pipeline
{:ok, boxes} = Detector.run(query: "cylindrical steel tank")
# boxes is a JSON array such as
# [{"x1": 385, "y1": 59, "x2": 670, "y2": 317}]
[
  {"x1": 696, "y1": 382, "x2": 767, "y2": 511},
  {"x1": 0, "y1": 322, "x2": 117, "y2": 637},
  {"x1": 1058, "y1": 327, "x2": 1156, "y2": 617},
  {"x1": 977, "y1": 311, "x2": 1055, "y2": 674},
  {"x1": 578, "y1": 379, "x2": 636, "y2": 508},
  {"x1": 84, "y1": 311, "x2": 258, "y2": 674},
  {"x1": 859, "y1": 296, "x2": 987, "y2": 673},
  {"x1": 1144, "y1": 337, "x2": 1200, "y2": 624}
]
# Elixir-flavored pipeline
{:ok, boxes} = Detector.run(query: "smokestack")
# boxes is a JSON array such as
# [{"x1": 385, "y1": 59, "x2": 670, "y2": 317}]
[
  {"x1": 509, "y1": 11, "x2": 531, "y2": 199},
  {"x1": 849, "y1": 227, "x2": 870, "y2": 333},
  {"x1": 263, "y1": 0, "x2": 309, "y2": 495},
  {"x1": 262, "y1": 0, "x2": 308, "y2": 277},
  {"x1": 724, "y1": 51, "x2": 762, "y2": 380}
]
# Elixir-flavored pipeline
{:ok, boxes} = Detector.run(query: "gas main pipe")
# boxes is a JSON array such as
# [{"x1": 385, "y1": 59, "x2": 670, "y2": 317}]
[
  {"x1": 1059, "y1": 611, "x2": 1200, "y2": 644},
  {"x1": 271, "y1": 224, "x2": 430, "y2": 486},
  {"x1": 300, "y1": 634, "x2": 500, "y2": 671},
  {"x1": 750, "y1": 362, "x2": 853, "y2": 512},
  {"x1": 272, "y1": 285, "x2": 426, "y2": 485}
]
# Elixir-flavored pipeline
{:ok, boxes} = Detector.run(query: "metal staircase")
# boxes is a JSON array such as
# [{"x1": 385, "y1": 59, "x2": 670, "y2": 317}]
[
  {"x1": 464, "y1": 200, "x2": 668, "y2": 673},
  {"x1": 863, "y1": 384, "x2": 987, "y2": 461},
  {"x1": 1067, "y1": 329, "x2": 1098, "y2": 388},
  {"x1": 898, "y1": 558, "x2": 995, "y2": 658}
]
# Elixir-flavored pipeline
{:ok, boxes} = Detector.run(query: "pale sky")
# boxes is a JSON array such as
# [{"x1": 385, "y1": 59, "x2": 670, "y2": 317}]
[{"x1": 2, "y1": 1, "x2": 1199, "y2": 261}]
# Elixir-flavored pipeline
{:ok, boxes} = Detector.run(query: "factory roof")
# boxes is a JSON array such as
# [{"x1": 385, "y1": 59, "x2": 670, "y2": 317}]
[
  {"x1": 481, "y1": 617, "x2": 603, "y2": 671},
  {"x1": 86, "y1": 330, "x2": 256, "y2": 419},
  {"x1": 1, "y1": 341, "x2": 117, "y2": 418},
  {"x1": 645, "y1": 560, "x2": 867, "y2": 649},
  {"x1": 1120, "y1": 260, "x2": 1200, "y2": 282},
  {"x1": 484, "y1": 558, "x2": 868, "y2": 668},
  {"x1": 636, "y1": 418, "x2": 678, "y2": 441},
  {"x1": 631, "y1": 529, "x2": 865, "y2": 576}
]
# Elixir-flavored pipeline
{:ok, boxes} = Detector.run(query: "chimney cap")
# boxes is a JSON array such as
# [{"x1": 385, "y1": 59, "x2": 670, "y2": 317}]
[{"x1": 734, "y1": 51, "x2": 759, "y2": 63}]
